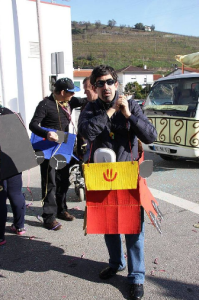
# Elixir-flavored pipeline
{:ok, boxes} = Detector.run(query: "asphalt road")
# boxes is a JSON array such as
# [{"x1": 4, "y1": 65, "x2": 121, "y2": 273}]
[{"x1": 0, "y1": 152, "x2": 199, "y2": 300}]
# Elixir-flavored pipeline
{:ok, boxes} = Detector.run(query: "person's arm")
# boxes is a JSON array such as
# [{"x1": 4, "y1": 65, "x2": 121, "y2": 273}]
[
  {"x1": 78, "y1": 102, "x2": 110, "y2": 142},
  {"x1": 126, "y1": 100, "x2": 157, "y2": 144},
  {"x1": 29, "y1": 100, "x2": 49, "y2": 138},
  {"x1": 69, "y1": 96, "x2": 87, "y2": 110},
  {"x1": 112, "y1": 95, "x2": 156, "y2": 144}
]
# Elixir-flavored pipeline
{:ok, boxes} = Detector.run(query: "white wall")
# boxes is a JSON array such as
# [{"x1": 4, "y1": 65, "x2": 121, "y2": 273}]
[
  {"x1": 0, "y1": 0, "x2": 19, "y2": 112},
  {"x1": 119, "y1": 72, "x2": 154, "y2": 90},
  {"x1": 0, "y1": 0, "x2": 74, "y2": 133}
]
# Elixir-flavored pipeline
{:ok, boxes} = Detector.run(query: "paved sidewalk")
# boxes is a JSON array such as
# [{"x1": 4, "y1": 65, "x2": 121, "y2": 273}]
[{"x1": 0, "y1": 165, "x2": 199, "y2": 300}]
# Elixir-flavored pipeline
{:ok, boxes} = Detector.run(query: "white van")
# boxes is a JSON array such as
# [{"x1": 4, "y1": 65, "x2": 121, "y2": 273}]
[{"x1": 143, "y1": 73, "x2": 199, "y2": 160}]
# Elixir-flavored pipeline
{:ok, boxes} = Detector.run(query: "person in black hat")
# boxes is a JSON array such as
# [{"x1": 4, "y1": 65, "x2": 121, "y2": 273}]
[{"x1": 29, "y1": 77, "x2": 87, "y2": 231}]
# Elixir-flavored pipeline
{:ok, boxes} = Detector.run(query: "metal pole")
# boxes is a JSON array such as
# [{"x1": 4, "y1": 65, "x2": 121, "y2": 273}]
[
  {"x1": 0, "y1": 34, "x2": 5, "y2": 106},
  {"x1": 56, "y1": 52, "x2": 58, "y2": 80},
  {"x1": 36, "y1": 0, "x2": 46, "y2": 98},
  {"x1": 182, "y1": 64, "x2": 184, "y2": 74}
]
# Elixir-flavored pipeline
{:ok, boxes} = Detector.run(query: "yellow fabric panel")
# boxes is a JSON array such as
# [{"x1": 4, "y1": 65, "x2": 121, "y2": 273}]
[{"x1": 83, "y1": 161, "x2": 138, "y2": 191}]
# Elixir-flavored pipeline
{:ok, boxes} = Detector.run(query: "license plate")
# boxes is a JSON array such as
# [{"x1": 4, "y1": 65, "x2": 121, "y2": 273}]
[{"x1": 154, "y1": 146, "x2": 170, "y2": 153}]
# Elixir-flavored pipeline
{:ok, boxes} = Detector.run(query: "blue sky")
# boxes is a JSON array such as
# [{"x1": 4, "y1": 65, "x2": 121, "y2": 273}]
[{"x1": 44, "y1": 0, "x2": 199, "y2": 37}]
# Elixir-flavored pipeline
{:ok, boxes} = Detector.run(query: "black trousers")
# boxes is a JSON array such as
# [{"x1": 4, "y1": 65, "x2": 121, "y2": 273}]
[
  {"x1": 40, "y1": 159, "x2": 71, "y2": 223},
  {"x1": 0, "y1": 173, "x2": 25, "y2": 239}
]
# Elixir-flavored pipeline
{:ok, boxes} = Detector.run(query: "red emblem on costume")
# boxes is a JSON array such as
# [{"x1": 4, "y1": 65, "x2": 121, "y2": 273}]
[{"x1": 103, "y1": 169, "x2": 117, "y2": 182}]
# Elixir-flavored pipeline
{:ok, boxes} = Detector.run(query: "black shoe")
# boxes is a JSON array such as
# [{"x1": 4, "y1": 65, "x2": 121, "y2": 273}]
[
  {"x1": 130, "y1": 284, "x2": 144, "y2": 300},
  {"x1": 43, "y1": 220, "x2": 62, "y2": 231},
  {"x1": 57, "y1": 211, "x2": 75, "y2": 221},
  {"x1": 99, "y1": 266, "x2": 126, "y2": 280}
]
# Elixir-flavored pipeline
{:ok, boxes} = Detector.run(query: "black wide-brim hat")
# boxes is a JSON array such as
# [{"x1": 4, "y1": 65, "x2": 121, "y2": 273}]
[{"x1": 54, "y1": 77, "x2": 80, "y2": 92}]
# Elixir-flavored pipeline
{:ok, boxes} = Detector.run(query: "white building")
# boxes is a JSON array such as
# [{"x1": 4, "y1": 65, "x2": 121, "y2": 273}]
[
  {"x1": 144, "y1": 25, "x2": 151, "y2": 32},
  {"x1": 117, "y1": 65, "x2": 154, "y2": 92},
  {"x1": 0, "y1": 0, "x2": 74, "y2": 132}
]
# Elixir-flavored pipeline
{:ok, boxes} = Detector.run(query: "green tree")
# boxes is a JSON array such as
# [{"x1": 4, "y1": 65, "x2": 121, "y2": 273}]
[
  {"x1": 151, "y1": 24, "x2": 155, "y2": 31},
  {"x1": 108, "y1": 19, "x2": 116, "y2": 28},
  {"x1": 84, "y1": 21, "x2": 91, "y2": 30},
  {"x1": 124, "y1": 81, "x2": 144, "y2": 98},
  {"x1": 71, "y1": 21, "x2": 78, "y2": 29},
  {"x1": 120, "y1": 24, "x2": 126, "y2": 30},
  {"x1": 95, "y1": 20, "x2": 101, "y2": 29},
  {"x1": 72, "y1": 28, "x2": 83, "y2": 35},
  {"x1": 134, "y1": 23, "x2": 145, "y2": 30}
]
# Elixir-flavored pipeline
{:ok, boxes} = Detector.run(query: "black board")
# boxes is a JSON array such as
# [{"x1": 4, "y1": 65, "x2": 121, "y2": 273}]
[{"x1": 0, "y1": 114, "x2": 38, "y2": 180}]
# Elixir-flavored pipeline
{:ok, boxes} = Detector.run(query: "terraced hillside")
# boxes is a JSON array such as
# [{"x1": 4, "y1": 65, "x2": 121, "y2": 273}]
[{"x1": 72, "y1": 24, "x2": 199, "y2": 73}]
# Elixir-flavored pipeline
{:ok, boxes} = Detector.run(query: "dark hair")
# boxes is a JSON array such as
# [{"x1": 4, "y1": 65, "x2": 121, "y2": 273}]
[
  {"x1": 90, "y1": 65, "x2": 118, "y2": 86},
  {"x1": 83, "y1": 76, "x2": 91, "y2": 84},
  {"x1": 54, "y1": 88, "x2": 61, "y2": 94}
]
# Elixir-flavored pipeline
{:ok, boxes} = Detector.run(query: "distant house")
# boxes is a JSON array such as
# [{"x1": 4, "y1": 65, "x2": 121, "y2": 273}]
[
  {"x1": 166, "y1": 67, "x2": 199, "y2": 77},
  {"x1": 117, "y1": 65, "x2": 154, "y2": 93},
  {"x1": 144, "y1": 25, "x2": 151, "y2": 32},
  {"x1": 73, "y1": 68, "x2": 92, "y2": 97}
]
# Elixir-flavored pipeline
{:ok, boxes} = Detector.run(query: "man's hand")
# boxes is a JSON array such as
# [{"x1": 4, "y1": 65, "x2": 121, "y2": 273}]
[
  {"x1": 47, "y1": 131, "x2": 59, "y2": 142},
  {"x1": 115, "y1": 95, "x2": 131, "y2": 118}
]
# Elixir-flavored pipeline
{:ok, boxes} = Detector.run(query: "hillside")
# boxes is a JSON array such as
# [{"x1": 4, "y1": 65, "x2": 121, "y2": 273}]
[{"x1": 72, "y1": 23, "x2": 199, "y2": 74}]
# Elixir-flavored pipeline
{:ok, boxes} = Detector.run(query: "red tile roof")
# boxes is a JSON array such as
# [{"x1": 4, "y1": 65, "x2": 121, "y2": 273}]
[
  {"x1": 117, "y1": 65, "x2": 154, "y2": 73},
  {"x1": 73, "y1": 69, "x2": 92, "y2": 77},
  {"x1": 29, "y1": 0, "x2": 70, "y2": 8},
  {"x1": 153, "y1": 74, "x2": 163, "y2": 81}
]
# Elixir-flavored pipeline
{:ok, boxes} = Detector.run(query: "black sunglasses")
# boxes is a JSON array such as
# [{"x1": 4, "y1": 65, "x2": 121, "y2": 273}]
[{"x1": 95, "y1": 79, "x2": 115, "y2": 88}]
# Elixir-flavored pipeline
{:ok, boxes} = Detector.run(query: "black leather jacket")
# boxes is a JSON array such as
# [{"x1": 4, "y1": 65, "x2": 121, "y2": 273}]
[
  {"x1": 29, "y1": 94, "x2": 86, "y2": 138},
  {"x1": 78, "y1": 93, "x2": 157, "y2": 162}
]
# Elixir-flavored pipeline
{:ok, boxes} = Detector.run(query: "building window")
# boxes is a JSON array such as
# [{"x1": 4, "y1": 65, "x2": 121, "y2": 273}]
[{"x1": 74, "y1": 81, "x2": 80, "y2": 88}]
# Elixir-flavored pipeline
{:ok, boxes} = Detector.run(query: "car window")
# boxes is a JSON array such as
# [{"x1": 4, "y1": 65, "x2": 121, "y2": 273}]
[{"x1": 148, "y1": 78, "x2": 199, "y2": 108}]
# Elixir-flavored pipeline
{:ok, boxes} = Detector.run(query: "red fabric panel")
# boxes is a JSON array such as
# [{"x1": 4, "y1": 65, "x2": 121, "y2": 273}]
[
  {"x1": 86, "y1": 189, "x2": 141, "y2": 234},
  {"x1": 86, "y1": 189, "x2": 140, "y2": 206},
  {"x1": 138, "y1": 176, "x2": 159, "y2": 221}
]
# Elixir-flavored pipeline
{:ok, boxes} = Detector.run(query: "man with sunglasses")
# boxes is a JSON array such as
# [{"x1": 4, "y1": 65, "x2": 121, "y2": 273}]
[
  {"x1": 78, "y1": 65, "x2": 157, "y2": 300},
  {"x1": 29, "y1": 78, "x2": 87, "y2": 231}
]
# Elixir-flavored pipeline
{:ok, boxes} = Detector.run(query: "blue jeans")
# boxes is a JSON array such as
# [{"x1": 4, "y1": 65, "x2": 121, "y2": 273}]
[
  {"x1": 104, "y1": 208, "x2": 145, "y2": 284},
  {"x1": 0, "y1": 173, "x2": 25, "y2": 239}
]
